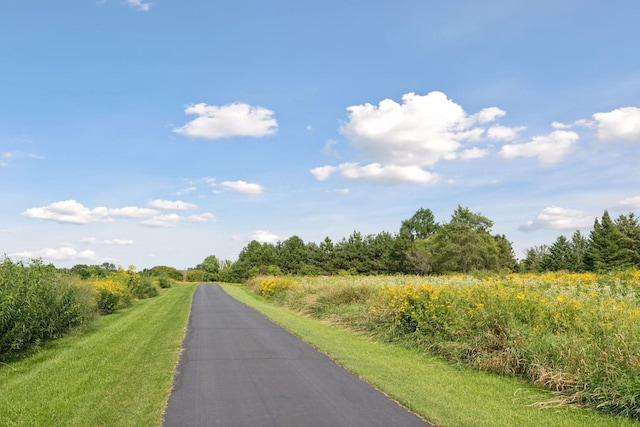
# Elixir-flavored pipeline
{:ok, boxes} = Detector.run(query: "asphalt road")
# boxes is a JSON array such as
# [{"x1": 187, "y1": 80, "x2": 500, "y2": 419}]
[{"x1": 163, "y1": 284, "x2": 432, "y2": 427}]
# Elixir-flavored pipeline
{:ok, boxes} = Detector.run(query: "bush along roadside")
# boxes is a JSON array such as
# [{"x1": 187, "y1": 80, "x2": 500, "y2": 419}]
[
  {"x1": 0, "y1": 258, "x2": 96, "y2": 361},
  {"x1": 0, "y1": 258, "x2": 161, "y2": 361}
]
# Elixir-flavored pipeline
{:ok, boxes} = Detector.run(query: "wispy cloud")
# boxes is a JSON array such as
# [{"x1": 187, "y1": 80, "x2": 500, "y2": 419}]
[
  {"x1": 148, "y1": 199, "x2": 197, "y2": 210},
  {"x1": 22, "y1": 200, "x2": 214, "y2": 227},
  {"x1": 140, "y1": 214, "x2": 181, "y2": 228},
  {"x1": 125, "y1": 0, "x2": 152, "y2": 12},
  {"x1": 186, "y1": 213, "x2": 217, "y2": 223},
  {"x1": 10, "y1": 246, "x2": 97, "y2": 261},
  {"x1": 0, "y1": 151, "x2": 44, "y2": 167}
]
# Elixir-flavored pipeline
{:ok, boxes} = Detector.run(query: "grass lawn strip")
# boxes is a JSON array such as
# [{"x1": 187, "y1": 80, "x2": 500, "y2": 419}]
[
  {"x1": 0, "y1": 283, "x2": 197, "y2": 427},
  {"x1": 221, "y1": 284, "x2": 640, "y2": 427}
]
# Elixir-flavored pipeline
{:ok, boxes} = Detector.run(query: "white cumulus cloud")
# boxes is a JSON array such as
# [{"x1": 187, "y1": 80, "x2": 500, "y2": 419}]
[
  {"x1": 487, "y1": 125, "x2": 526, "y2": 141},
  {"x1": 23, "y1": 200, "x2": 106, "y2": 224},
  {"x1": 340, "y1": 91, "x2": 499, "y2": 167},
  {"x1": 499, "y1": 130, "x2": 579, "y2": 164},
  {"x1": 593, "y1": 107, "x2": 640, "y2": 143},
  {"x1": 173, "y1": 102, "x2": 277, "y2": 139},
  {"x1": 337, "y1": 162, "x2": 439, "y2": 184},
  {"x1": 310, "y1": 165, "x2": 338, "y2": 181},
  {"x1": 520, "y1": 206, "x2": 595, "y2": 231},
  {"x1": 459, "y1": 147, "x2": 488, "y2": 160},
  {"x1": 221, "y1": 180, "x2": 264, "y2": 195},
  {"x1": 252, "y1": 230, "x2": 280, "y2": 244}
]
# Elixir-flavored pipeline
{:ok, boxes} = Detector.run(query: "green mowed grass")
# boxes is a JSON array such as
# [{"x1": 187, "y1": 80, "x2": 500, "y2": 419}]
[
  {"x1": 0, "y1": 283, "x2": 196, "y2": 427},
  {"x1": 222, "y1": 284, "x2": 640, "y2": 427}
]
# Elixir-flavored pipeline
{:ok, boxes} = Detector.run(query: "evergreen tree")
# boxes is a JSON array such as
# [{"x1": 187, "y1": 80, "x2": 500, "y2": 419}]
[
  {"x1": 570, "y1": 230, "x2": 588, "y2": 271},
  {"x1": 586, "y1": 211, "x2": 633, "y2": 271},
  {"x1": 543, "y1": 235, "x2": 576, "y2": 271},
  {"x1": 615, "y1": 213, "x2": 640, "y2": 268}
]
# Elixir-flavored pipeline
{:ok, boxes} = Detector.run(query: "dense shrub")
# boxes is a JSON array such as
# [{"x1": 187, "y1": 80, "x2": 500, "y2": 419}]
[
  {"x1": 0, "y1": 258, "x2": 96, "y2": 360},
  {"x1": 92, "y1": 278, "x2": 132, "y2": 314}
]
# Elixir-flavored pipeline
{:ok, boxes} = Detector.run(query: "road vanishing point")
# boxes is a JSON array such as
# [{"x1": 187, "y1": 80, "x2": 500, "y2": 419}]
[{"x1": 163, "y1": 284, "x2": 432, "y2": 427}]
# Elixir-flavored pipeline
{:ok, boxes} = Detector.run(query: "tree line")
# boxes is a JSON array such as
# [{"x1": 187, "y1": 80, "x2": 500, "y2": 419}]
[
  {"x1": 68, "y1": 206, "x2": 639, "y2": 282},
  {"x1": 191, "y1": 205, "x2": 518, "y2": 282},
  {"x1": 521, "y1": 210, "x2": 640, "y2": 273}
]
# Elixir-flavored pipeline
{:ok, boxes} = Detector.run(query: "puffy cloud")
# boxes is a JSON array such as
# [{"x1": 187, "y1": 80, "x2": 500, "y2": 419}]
[
  {"x1": 310, "y1": 165, "x2": 337, "y2": 181},
  {"x1": 337, "y1": 162, "x2": 439, "y2": 184},
  {"x1": 487, "y1": 125, "x2": 526, "y2": 141},
  {"x1": 186, "y1": 213, "x2": 218, "y2": 223},
  {"x1": 459, "y1": 147, "x2": 488, "y2": 160},
  {"x1": 126, "y1": 0, "x2": 152, "y2": 12},
  {"x1": 148, "y1": 199, "x2": 197, "y2": 210},
  {"x1": 340, "y1": 91, "x2": 499, "y2": 167},
  {"x1": 472, "y1": 107, "x2": 506, "y2": 124},
  {"x1": 593, "y1": 107, "x2": 640, "y2": 143},
  {"x1": 520, "y1": 206, "x2": 594, "y2": 231},
  {"x1": 221, "y1": 180, "x2": 264, "y2": 195},
  {"x1": 311, "y1": 163, "x2": 438, "y2": 184},
  {"x1": 140, "y1": 214, "x2": 181, "y2": 228},
  {"x1": 499, "y1": 130, "x2": 579, "y2": 164},
  {"x1": 173, "y1": 102, "x2": 277, "y2": 139},
  {"x1": 252, "y1": 230, "x2": 280, "y2": 244},
  {"x1": 11, "y1": 246, "x2": 97, "y2": 261},
  {"x1": 23, "y1": 200, "x2": 106, "y2": 224}
]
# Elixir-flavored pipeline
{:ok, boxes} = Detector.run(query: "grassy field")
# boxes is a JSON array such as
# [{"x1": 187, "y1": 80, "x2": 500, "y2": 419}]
[
  {"x1": 0, "y1": 283, "x2": 196, "y2": 427},
  {"x1": 224, "y1": 279, "x2": 640, "y2": 427}
]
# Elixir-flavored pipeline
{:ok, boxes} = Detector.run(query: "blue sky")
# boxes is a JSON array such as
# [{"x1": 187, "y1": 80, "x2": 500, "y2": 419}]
[{"x1": 1, "y1": 0, "x2": 639, "y2": 269}]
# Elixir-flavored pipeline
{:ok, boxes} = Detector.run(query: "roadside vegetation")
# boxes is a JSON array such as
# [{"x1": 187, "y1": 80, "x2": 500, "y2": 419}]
[
  {"x1": 0, "y1": 282, "x2": 196, "y2": 426},
  {"x1": 0, "y1": 258, "x2": 166, "y2": 361},
  {"x1": 225, "y1": 282, "x2": 639, "y2": 427},
  {"x1": 244, "y1": 272, "x2": 640, "y2": 421}
]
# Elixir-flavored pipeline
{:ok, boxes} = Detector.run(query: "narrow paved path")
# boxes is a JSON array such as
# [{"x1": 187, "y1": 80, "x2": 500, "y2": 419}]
[{"x1": 163, "y1": 284, "x2": 432, "y2": 427}]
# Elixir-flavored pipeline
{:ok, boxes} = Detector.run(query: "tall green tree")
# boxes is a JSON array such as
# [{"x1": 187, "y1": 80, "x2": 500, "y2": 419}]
[
  {"x1": 586, "y1": 210, "x2": 633, "y2": 271},
  {"x1": 542, "y1": 235, "x2": 577, "y2": 271},
  {"x1": 277, "y1": 235, "x2": 308, "y2": 274},
  {"x1": 429, "y1": 206, "x2": 513, "y2": 273},
  {"x1": 196, "y1": 255, "x2": 221, "y2": 281},
  {"x1": 615, "y1": 212, "x2": 640, "y2": 268},
  {"x1": 520, "y1": 245, "x2": 549, "y2": 273},
  {"x1": 400, "y1": 208, "x2": 439, "y2": 240}
]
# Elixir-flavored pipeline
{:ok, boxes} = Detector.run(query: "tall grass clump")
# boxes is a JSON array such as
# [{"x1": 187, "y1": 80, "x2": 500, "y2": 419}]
[
  {"x1": 368, "y1": 272, "x2": 640, "y2": 419},
  {"x1": 0, "y1": 258, "x2": 96, "y2": 360}
]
